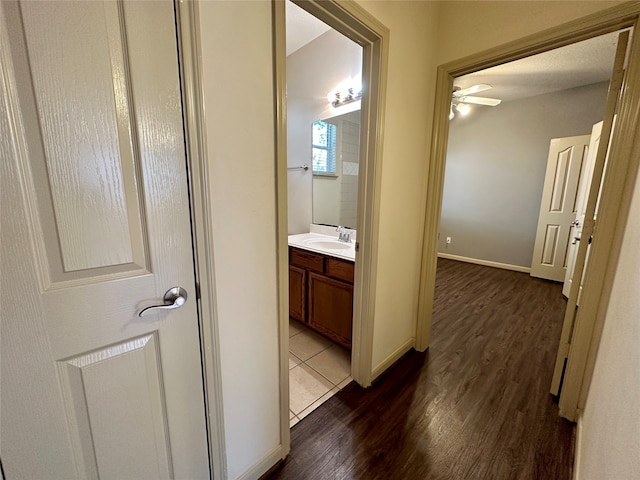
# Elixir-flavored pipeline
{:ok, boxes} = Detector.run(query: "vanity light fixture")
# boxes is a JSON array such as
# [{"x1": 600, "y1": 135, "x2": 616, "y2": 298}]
[{"x1": 329, "y1": 84, "x2": 362, "y2": 108}]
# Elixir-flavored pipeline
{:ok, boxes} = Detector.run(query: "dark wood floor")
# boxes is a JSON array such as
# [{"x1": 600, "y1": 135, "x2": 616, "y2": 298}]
[{"x1": 267, "y1": 258, "x2": 574, "y2": 480}]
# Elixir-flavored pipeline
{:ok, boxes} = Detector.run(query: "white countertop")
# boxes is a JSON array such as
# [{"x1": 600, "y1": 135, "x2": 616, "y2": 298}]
[{"x1": 288, "y1": 232, "x2": 355, "y2": 262}]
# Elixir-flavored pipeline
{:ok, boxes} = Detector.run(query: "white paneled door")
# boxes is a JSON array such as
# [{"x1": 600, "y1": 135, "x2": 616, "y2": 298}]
[
  {"x1": 1, "y1": 1, "x2": 209, "y2": 479},
  {"x1": 562, "y1": 122, "x2": 603, "y2": 298},
  {"x1": 530, "y1": 135, "x2": 590, "y2": 282}
]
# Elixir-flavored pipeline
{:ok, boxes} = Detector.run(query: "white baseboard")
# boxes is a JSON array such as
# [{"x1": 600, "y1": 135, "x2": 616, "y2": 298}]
[
  {"x1": 573, "y1": 414, "x2": 583, "y2": 480},
  {"x1": 371, "y1": 338, "x2": 414, "y2": 381},
  {"x1": 437, "y1": 252, "x2": 531, "y2": 273},
  {"x1": 235, "y1": 444, "x2": 284, "y2": 480}
]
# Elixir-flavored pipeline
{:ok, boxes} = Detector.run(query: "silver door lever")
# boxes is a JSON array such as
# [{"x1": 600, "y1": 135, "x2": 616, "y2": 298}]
[{"x1": 139, "y1": 287, "x2": 188, "y2": 317}]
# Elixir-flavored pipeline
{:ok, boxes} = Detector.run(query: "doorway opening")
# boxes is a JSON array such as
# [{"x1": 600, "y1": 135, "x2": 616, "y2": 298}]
[
  {"x1": 284, "y1": 0, "x2": 362, "y2": 427},
  {"x1": 274, "y1": 0, "x2": 388, "y2": 440},
  {"x1": 418, "y1": 18, "x2": 638, "y2": 423},
  {"x1": 436, "y1": 30, "x2": 620, "y2": 401}
]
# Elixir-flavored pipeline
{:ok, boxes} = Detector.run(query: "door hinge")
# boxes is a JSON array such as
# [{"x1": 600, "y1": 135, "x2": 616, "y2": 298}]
[{"x1": 195, "y1": 282, "x2": 201, "y2": 300}]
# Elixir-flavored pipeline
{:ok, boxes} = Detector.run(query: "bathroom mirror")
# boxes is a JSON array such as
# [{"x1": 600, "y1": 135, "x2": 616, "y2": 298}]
[{"x1": 312, "y1": 109, "x2": 361, "y2": 229}]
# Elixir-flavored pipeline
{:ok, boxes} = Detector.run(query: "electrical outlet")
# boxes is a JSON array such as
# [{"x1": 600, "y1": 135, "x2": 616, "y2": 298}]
[{"x1": 446, "y1": 236, "x2": 452, "y2": 244}]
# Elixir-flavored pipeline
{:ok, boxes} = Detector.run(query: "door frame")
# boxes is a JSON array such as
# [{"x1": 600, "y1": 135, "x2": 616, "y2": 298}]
[
  {"x1": 273, "y1": 0, "x2": 389, "y2": 453},
  {"x1": 174, "y1": 1, "x2": 226, "y2": 478},
  {"x1": 416, "y1": 3, "x2": 640, "y2": 422}
]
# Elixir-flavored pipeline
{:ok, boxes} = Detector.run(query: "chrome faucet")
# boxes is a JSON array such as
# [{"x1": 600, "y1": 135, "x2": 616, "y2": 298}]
[{"x1": 336, "y1": 226, "x2": 352, "y2": 243}]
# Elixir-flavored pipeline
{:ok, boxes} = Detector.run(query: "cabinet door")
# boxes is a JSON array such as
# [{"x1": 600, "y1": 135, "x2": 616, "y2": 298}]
[
  {"x1": 308, "y1": 272, "x2": 353, "y2": 349},
  {"x1": 289, "y1": 265, "x2": 306, "y2": 322}
]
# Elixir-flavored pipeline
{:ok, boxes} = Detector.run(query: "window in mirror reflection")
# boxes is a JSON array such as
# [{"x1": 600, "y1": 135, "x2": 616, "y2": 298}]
[{"x1": 311, "y1": 120, "x2": 337, "y2": 175}]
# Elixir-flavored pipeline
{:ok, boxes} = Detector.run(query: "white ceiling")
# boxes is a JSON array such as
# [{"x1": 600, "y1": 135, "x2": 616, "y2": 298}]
[
  {"x1": 455, "y1": 30, "x2": 626, "y2": 103},
  {"x1": 285, "y1": 2, "x2": 628, "y2": 103},
  {"x1": 286, "y1": 1, "x2": 330, "y2": 56}
]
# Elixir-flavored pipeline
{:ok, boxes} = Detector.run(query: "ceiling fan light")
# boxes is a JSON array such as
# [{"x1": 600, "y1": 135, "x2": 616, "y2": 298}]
[{"x1": 456, "y1": 103, "x2": 471, "y2": 116}]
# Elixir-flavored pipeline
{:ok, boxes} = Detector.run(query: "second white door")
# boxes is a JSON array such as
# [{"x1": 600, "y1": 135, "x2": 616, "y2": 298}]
[
  {"x1": 530, "y1": 135, "x2": 590, "y2": 282},
  {"x1": 562, "y1": 121, "x2": 604, "y2": 297}
]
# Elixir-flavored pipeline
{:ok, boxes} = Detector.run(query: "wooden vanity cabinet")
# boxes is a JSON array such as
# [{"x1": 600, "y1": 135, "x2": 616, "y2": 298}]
[{"x1": 289, "y1": 246, "x2": 354, "y2": 350}]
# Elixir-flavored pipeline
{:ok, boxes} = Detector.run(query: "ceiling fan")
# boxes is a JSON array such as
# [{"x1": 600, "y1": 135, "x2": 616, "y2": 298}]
[{"x1": 450, "y1": 84, "x2": 502, "y2": 120}]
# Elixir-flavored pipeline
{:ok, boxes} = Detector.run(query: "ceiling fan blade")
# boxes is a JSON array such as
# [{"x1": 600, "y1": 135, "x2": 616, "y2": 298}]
[
  {"x1": 459, "y1": 96, "x2": 502, "y2": 106},
  {"x1": 453, "y1": 83, "x2": 492, "y2": 97}
]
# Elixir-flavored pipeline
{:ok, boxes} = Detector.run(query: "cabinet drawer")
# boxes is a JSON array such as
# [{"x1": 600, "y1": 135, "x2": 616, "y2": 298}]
[
  {"x1": 290, "y1": 247, "x2": 324, "y2": 273},
  {"x1": 326, "y1": 257, "x2": 354, "y2": 283}
]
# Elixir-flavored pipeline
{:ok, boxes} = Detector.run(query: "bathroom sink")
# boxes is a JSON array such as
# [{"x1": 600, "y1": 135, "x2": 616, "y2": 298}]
[{"x1": 302, "y1": 237, "x2": 352, "y2": 250}]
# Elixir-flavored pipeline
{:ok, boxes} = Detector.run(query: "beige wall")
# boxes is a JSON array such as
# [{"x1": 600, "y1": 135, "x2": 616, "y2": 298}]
[
  {"x1": 575, "y1": 164, "x2": 640, "y2": 479},
  {"x1": 436, "y1": 1, "x2": 625, "y2": 64},
  {"x1": 198, "y1": 2, "x2": 280, "y2": 479},
  {"x1": 356, "y1": 0, "x2": 440, "y2": 371}
]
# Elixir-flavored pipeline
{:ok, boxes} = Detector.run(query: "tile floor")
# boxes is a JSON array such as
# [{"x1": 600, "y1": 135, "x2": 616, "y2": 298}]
[{"x1": 289, "y1": 319, "x2": 352, "y2": 427}]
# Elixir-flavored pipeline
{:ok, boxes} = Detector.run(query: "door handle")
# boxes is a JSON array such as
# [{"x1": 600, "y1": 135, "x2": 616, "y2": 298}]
[
  {"x1": 139, "y1": 287, "x2": 188, "y2": 317},
  {"x1": 571, "y1": 236, "x2": 581, "y2": 245}
]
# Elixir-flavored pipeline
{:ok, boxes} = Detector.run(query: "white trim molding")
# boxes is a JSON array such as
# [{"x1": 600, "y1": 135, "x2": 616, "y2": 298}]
[
  {"x1": 437, "y1": 253, "x2": 531, "y2": 274},
  {"x1": 272, "y1": 0, "x2": 291, "y2": 460},
  {"x1": 174, "y1": 1, "x2": 227, "y2": 478},
  {"x1": 573, "y1": 412, "x2": 584, "y2": 480},
  {"x1": 235, "y1": 446, "x2": 284, "y2": 480},
  {"x1": 371, "y1": 338, "x2": 415, "y2": 382}
]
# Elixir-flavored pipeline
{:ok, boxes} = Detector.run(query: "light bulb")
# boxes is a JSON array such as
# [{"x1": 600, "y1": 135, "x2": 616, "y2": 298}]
[{"x1": 456, "y1": 103, "x2": 471, "y2": 116}]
